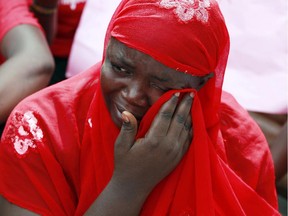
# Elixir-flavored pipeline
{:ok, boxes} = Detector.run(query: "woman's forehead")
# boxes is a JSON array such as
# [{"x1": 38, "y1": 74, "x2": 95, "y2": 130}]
[
  {"x1": 106, "y1": 37, "x2": 204, "y2": 85},
  {"x1": 108, "y1": 39, "x2": 180, "y2": 72}
]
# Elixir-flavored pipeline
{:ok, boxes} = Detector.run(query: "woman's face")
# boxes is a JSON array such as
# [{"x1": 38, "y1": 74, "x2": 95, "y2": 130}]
[{"x1": 101, "y1": 38, "x2": 212, "y2": 128}]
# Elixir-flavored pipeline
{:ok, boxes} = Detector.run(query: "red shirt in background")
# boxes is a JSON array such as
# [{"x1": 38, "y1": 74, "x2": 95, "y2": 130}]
[
  {"x1": 50, "y1": 0, "x2": 86, "y2": 58},
  {"x1": 0, "y1": 0, "x2": 41, "y2": 63},
  {"x1": 25, "y1": 0, "x2": 86, "y2": 58}
]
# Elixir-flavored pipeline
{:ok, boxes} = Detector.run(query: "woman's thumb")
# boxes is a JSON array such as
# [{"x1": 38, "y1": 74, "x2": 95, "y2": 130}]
[{"x1": 114, "y1": 111, "x2": 138, "y2": 153}]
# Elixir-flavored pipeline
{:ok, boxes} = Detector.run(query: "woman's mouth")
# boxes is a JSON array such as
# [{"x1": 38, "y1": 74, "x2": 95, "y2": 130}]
[{"x1": 115, "y1": 103, "x2": 143, "y2": 124}]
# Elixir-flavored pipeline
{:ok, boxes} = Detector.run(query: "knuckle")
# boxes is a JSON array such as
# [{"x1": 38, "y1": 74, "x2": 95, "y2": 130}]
[
  {"x1": 165, "y1": 143, "x2": 176, "y2": 155},
  {"x1": 160, "y1": 111, "x2": 174, "y2": 120},
  {"x1": 165, "y1": 140, "x2": 180, "y2": 155},
  {"x1": 171, "y1": 94, "x2": 180, "y2": 103},
  {"x1": 176, "y1": 114, "x2": 185, "y2": 124},
  {"x1": 148, "y1": 137, "x2": 160, "y2": 149},
  {"x1": 121, "y1": 123, "x2": 135, "y2": 133},
  {"x1": 184, "y1": 122, "x2": 191, "y2": 131},
  {"x1": 184, "y1": 94, "x2": 193, "y2": 103}
]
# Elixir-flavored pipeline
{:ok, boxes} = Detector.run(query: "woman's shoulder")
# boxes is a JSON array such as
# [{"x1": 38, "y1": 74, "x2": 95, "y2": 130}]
[
  {"x1": 16, "y1": 63, "x2": 100, "y2": 112},
  {"x1": 219, "y1": 91, "x2": 269, "y2": 162},
  {"x1": 219, "y1": 91, "x2": 277, "y2": 206},
  {"x1": 1, "y1": 63, "x2": 101, "y2": 143},
  {"x1": 0, "y1": 64, "x2": 101, "y2": 184}
]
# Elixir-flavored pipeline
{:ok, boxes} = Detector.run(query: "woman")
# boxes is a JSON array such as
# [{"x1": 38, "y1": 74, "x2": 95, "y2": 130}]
[{"x1": 0, "y1": 0, "x2": 280, "y2": 215}]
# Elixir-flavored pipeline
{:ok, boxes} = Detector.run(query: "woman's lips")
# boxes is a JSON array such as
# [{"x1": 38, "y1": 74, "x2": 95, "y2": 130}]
[{"x1": 115, "y1": 103, "x2": 143, "y2": 122}]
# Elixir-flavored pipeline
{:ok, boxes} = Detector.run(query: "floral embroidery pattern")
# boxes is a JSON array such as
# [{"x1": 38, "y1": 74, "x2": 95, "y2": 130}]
[
  {"x1": 159, "y1": 0, "x2": 211, "y2": 23},
  {"x1": 61, "y1": 0, "x2": 86, "y2": 10},
  {"x1": 8, "y1": 111, "x2": 43, "y2": 156},
  {"x1": 180, "y1": 208, "x2": 195, "y2": 216}
]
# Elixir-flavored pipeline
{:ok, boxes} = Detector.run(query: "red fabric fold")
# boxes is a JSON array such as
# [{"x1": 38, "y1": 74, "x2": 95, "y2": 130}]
[
  {"x1": 77, "y1": 84, "x2": 279, "y2": 215},
  {"x1": 0, "y1": 64, "x2": 279, "y2": 215}
]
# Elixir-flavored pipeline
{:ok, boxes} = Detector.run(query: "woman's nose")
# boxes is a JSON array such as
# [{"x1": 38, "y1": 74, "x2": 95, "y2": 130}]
[{"x1": 123, "y1": 82, "x2": 149, "y2": 107}]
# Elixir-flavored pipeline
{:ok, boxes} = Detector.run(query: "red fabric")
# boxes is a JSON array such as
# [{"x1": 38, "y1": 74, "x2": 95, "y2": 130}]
[
  {"x1": 0, "y1": 66, "x2": 98, "y2": 215},
  {"x1": 26, "y1": 0, "x2": 85, "y2": 57},
  {"x1": 0, "y1": 0, "x2": 41, "y2": 63},
  {"x1": 0, "y1": 65, "x2": 279, "y2": 215},
  {"x1": 0, "y1": 0, "x2": 279, "y2": 215},
  {"x1": 0, "y1": 0, "x2": 40, "y2": 41},
  {"x1": 50, "y1": 1, "x2": 86, "y2": 57}
]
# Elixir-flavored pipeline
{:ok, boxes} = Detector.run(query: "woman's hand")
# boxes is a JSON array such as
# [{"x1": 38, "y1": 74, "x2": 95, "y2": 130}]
[
  {"x1": 113, "y1": 92, "x2": 194, "y2": 194},
  {"x1": 84, "y1": 93, "x2": 194, "y2": 216}
]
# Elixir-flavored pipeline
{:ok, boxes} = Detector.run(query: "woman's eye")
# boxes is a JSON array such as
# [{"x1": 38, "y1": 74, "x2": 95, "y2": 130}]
[
  {"x1": 112, "y1": 64, "x2": 124, "y2": 72},
  {"x1": 150, "y1": 83, "x2": 167, "y2": 92},
  {"x1": 112, "y1": 64, "x2": 131, "y2": 75}
]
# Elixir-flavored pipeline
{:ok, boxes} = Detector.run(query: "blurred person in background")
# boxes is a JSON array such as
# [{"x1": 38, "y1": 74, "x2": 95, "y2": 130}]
[
  {"x1": 30, "y1": 0, "x2": 86, "y2": 85},
  {"x1": 0, "y1": 0, "x2": 54, "y2": 136}
]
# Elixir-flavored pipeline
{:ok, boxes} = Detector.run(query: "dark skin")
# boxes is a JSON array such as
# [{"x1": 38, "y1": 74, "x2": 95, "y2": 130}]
[
  {"x1": 30, "y1": 0, "x2": 59, "y2": 44},
  {"x1": 0, "y1": 37, "x2": 212, "y2": 215},
  {"x1": 270, "y1": 121, "x2": 287, "y2": 188},
  {"x1": 0, "y1": 24, "x2": 54, "y2": 124}
]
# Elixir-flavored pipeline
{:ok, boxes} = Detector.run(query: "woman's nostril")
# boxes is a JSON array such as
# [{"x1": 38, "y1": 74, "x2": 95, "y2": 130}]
[{"x1": 123, "y1": 88, "x2": 148, "y2": 107}]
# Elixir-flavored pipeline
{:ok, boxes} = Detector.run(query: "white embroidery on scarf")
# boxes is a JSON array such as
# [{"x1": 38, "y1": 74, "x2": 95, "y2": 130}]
[
  {"x1": 159, "y1": 0, "x2": 210, "y2": 23},
  {"x1": 10, "y1": 111, "x2": 43, "y2": 156},
  {"x1": 60, "y1": 0, "x2": 86, "y2": 10},
  {"x1": 14, "y1": 136, "x2": 37, "y2": 155},
  {"x1": 88, "y1": 118, "x2": 93, "y2": 128},
  {"x1": 180, "y1": 208, "x2": 194, "y2": 216}
]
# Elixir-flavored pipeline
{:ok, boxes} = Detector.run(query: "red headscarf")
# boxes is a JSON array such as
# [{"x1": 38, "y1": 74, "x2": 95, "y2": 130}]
[
  {"x1": 107, "y1": 0, "x2": 229, "y2": 130},
  {"x1": 0, "y1": 0, "x2": 279, "y2": 215}
]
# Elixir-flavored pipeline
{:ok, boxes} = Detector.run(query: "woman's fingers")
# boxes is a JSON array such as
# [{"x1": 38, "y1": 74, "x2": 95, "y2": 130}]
[
  {"x1": 145, "y1": 93, "x2": 180, "y2": 137},
  {"x1": 179, "y1": 111, "x2": 193, "y2": 155},
  {"x1": 112, "y1": 92, "x2": 194, "y2": 191},
  {"x1": 167, "y1": 92, "x2": 193, "y2": 137},
  {"x1": 146, "y1": 92, "x2": 194, "y2": 141}
]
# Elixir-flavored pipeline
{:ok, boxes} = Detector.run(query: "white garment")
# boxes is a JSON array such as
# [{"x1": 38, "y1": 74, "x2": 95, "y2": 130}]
[
  {"x1": 65, "y1": 0, "x2": 120, "y2": 78},
  {"x1": 219, "y1": 0, "x2": 288, "y2": 114}
]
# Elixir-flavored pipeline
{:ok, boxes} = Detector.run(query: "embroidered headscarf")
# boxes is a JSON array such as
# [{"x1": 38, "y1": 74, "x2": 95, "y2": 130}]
[{"x1": 107, "y1": 0, "x2": 229, "y2": 130}]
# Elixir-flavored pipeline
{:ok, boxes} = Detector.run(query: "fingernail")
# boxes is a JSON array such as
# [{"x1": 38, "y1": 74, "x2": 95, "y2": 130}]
[
  {"x1": 121, "y1": 112, "x2": 130, "y2": 123},
  {"x1": 174, "y1": 92, "x2": 180, "y2": 97},
  {"x1": 190, "y1": 92, "x2": 194, "y2": 98}
]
